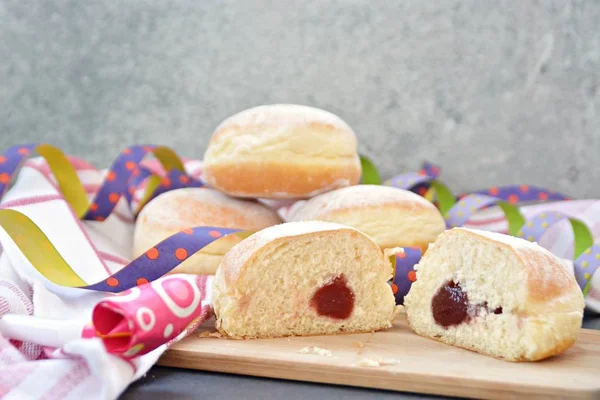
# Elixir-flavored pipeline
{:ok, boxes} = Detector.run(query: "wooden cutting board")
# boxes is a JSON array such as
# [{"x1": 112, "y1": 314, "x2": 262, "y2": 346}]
[{"x1": 157, "y1": 316, "x2": 600, "y2": 399}]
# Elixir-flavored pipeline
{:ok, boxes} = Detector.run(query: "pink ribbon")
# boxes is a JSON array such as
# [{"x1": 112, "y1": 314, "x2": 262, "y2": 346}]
[{"x1": 83, "y1": 274, "x2": 213, "y2": 358}]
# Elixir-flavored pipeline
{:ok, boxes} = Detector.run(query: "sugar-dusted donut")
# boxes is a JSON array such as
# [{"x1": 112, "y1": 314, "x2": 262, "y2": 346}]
[
  {"x1": 213, "y1": 221, "x2": 396, "y2": 339},
  {"x1": 133, "y1": 188, "x2": 282, "y2": 275},
  {"x1": 404, "y1": 227, "x2": 585, "y2": 361},
  {"x1": 202, "y1": 104, "x2": 362, "y2": 199},
  {"x1": 288, "y1": 184, "x2": 446, "y2": 252}
]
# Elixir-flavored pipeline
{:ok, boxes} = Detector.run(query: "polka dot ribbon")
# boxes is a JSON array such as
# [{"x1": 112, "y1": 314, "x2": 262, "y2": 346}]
[
  {"x1": 86, "y1": 226, "x2": 243, "y2": 292},
  {"x1": 390, "y1": 248, "x2": 421, "y2": 305},
  {"x1": 385, "y1": 161, "x2": 570, "y2": 205},
  {"x1": 574, "y1": 245, "x2": 600, "y2": 296},
  {"x1": 0, "y1": 207, "x2": 246, "y2": 293},
  {"x1": 0, "y1": 143, "x2": 203, "y2": 220},
  {"x1": 84, "y1": 274, "x2": 215, "y2": 358},
  {"x1": 516, "y1": 211, "x2": 596, "y2": 295}
]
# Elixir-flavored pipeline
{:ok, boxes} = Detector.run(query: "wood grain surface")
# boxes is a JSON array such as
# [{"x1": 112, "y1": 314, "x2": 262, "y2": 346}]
[{"x1": 157, "y1": 316, "x2": 600, "y2": 399}]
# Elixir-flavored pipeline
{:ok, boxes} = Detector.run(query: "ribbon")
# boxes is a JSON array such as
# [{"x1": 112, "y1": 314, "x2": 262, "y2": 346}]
[
  {"x1": 383, "y1": 160, "x2": 571, "y2": 204},
  {"x1": 0, "y1": 143, "x2": 203, "y2": 220},
  {"x1": 390, "y1": 248, "x2": 421, "y2": 305},
  {"x1": 359, "y1": 155, "x2": 382, "y2": 185},
  {"x1": 0, "y1": 208, "x2": 246, "y2": 293},
  {"x1": 0, "y1": 143, "x2": 255, "y2": 293},
  {"x1": 84, "y1": 274, "x2": 214, "y2": 358}
]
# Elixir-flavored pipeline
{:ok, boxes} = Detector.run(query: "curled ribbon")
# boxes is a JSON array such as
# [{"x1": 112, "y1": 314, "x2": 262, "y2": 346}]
[
  {"x1": 0, "y1": 143, "x2": 252, "y2": 293},
  {"x1": 0, "y1": 143, "x2": 202, "y2": 220}
]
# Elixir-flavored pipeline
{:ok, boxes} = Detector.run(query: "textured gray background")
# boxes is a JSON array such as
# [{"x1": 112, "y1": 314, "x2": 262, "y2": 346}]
[{"x1": 1, "y1": 0, "x2": 599, "y2": 197}]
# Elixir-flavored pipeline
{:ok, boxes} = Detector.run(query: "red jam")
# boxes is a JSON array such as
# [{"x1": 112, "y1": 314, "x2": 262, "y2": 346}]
[
  {"x1": 432, "y1": 282, "x2": 504, "y2": 328},
  {"x1": 431, "y1": 280, "x2": 469, "y2": 328},
  {"x1": 310, "y1": 275, "x2": 355, "y2": 320}
]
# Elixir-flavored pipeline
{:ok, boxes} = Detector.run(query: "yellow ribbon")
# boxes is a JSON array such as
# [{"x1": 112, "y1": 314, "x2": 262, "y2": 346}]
[{"x1": 0, "y1": 209, "x2": 87, "y2": 286}]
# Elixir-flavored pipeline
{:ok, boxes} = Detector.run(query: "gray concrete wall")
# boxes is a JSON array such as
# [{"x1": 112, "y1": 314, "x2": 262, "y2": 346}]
[{"x1": 1, "y1": 0, "x2": 599, "y2": 197}]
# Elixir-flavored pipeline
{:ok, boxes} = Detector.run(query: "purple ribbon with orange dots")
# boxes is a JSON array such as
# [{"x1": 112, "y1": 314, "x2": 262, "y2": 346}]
[
  {"x1": 0, "y1": 144, "x2": 204, "y2": 220},
  {"x1": 87, "y1": 227, "x2": 241, "y2": 293},
  {"x1": 391, "y1": 248, "x2": 421, "y2": 305},
  {"x1": 386, "y1": 161, "x2": 570, "y2": 211},
  {"x1": 82, "y1": 144, "x2": 204, "y2": 221}
]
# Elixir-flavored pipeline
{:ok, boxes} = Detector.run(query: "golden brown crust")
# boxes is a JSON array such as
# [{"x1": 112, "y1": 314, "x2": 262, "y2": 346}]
[
  {"x1": 202, "y1": 104, "x2": 361, "y2": 199},
  {"x1": 519, "y1": 248, "x2": 579, "y2": 304},
  {"x1": 203, "y1": 160, "x2": 361, "y2": 199}
]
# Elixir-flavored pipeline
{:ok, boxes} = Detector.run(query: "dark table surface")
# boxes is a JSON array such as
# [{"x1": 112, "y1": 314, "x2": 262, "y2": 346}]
[{"x1": 121, "y1": 312, "x2": 600, "y2": 400}]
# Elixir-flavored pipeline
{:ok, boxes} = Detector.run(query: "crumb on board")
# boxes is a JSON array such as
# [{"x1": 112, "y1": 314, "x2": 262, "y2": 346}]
[
  {"x1": 352, "y1": 341, "x2": 365, "y2": 349},
  {"x1": 354, "y1": 357, "x2": 400, "y2": 368},
  {"x1": 199, "y1": 330, "x2": 222, "y2": 338},
  {"x1": 298, "y1": 346, "x2": 333, "y2": 357}
]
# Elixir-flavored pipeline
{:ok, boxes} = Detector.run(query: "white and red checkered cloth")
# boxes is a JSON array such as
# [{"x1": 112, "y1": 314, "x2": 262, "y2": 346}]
[{"x1": 0, "y1": 157, "x2": 599, "y2": 399}]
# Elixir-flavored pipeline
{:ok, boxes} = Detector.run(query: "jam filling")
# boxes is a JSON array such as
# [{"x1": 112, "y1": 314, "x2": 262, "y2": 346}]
[
  {"x1": 310, "y1": 275, "x2": 355, "y2": 320},
  {"x1": 431, "y1": 280, "x2": 470, "y2": 328},
  {"x1": 431, "y1": 280, "x2": 503, "y2": 328}
]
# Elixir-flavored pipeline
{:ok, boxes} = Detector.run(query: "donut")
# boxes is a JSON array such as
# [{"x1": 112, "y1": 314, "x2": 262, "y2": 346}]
[
  {"x1": 133, "y1": 188, "x2": 282, "y2": 275},
  {"x1": 202, "y1": 104, "x2": 362, "y2": 199},
  {"x1": 288, "y1": 184, "x2": 446, "y2": 252},
  {"x1": 213, "y1": 221, "x2": 396, "y2": 339},
  {"x1": 404, "y1": 227, "x2": 585, "y2": 361}
]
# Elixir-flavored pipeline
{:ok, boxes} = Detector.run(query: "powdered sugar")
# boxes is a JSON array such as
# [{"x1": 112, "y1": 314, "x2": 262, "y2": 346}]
[
  {"x1": 137, "y1": 187, "x2": 281, "y2": 229},
  {"x1": 256, "y1": 221, "x2": 361, "y2": 243},
  {"x1": 214, "y1": 104, "x2": 355, "y2": 134},
  {"x1": 288, "y1": 184, "x2": 437, "y2": 221},
  {"x1": 456, "y1": 227, "x2": 545, "y2": 251}
]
